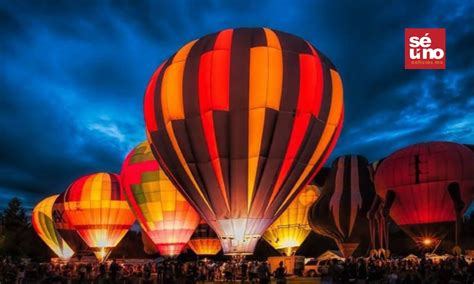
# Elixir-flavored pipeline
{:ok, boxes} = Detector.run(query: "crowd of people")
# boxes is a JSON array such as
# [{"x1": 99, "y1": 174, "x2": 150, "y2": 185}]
[
  {"x1": 318, "y1": 256, "x2": 474, "y2": 284},
  {"x1": 0, "y1": 257, "x2": 276, "y2": 284},
  {"x1": 1, "y1": 255, "x2": 474, "y2": 283}
]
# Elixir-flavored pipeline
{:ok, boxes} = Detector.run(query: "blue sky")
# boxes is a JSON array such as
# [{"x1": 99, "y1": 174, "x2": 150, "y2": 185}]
[{"x1": 1, "y1": 0, "x2": 473, "y2": 211}]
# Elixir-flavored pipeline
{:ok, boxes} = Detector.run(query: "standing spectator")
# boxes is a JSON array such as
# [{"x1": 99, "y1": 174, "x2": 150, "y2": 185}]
[
  {"x1": 357, "y1": 258, "x2": 367, "y2": 284},
  {"x1": 99, "y1": 262, "x2": 107, "y2": 281},
  {"x1": 257, "y1": 261, "x2": 271, "y2": 284},
  {"x1": 109, "y1": 259, "x2": 120, "y2": 282},
  {"x1": 274, "y1": 261, "x2": 286, "y2": 284},
  {"x1": 163, "y1": 261, "x2": 175, "y2": 284},
  {"x1": 185, "y1": 262, "x2": 197, "y2": 284},
  {"x1": 249, "y1": 261, "x2": 258, "y2": 284},
  {"x1": 240, "y1": 260, "x2": 248, "y2": 283},
  {"x1": 208, "y1": 261, "x2": 216, "y2": 281},
  {"x1": 16, "y1": 264, "x2": 25, "y2": 284},
  {"x1": 224, "y1": 261, "x2": 233, "y2": 282},
  {"x1": 387, "y1": 268, "x2": 398, "y2": 284},
  {"x1": 86, "y1": 263, "x2": 92, "y2": 280},
  {"x1": 144, "y1": 262, "x2": 152, "y2": 282},
  {"x1": 78, "y1": 264, "x2": 86, "y2": 282}
]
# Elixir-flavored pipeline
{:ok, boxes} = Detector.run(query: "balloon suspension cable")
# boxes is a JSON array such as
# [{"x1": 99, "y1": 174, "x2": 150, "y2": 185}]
[
  {"x1": 95, "y1": 247, "x2": 113, "y2": 263},
  {"x1": 431, "y1": 239, "x2": 442, "y2": 255},
  {"x1": 285, "y1": 247, "x2": 292, "y2": 257}
]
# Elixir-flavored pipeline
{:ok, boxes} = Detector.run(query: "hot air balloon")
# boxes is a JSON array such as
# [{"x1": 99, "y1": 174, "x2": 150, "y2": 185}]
[
  {"x1": 188, "y1": 220, "x2": 222, "y2": 256},
  {"x1": 144, "y1": 27, "x2": 344, "y2": 254},
  {"x1": 32, "y1": 195, "x2": 74, "y2": 260},
  {"x1": 121, "y1": 141, "x2": 201, "y2": 257},
  {"x1": 308, "y1": 155, "x2": 376, "y2": 258},
  {"x1": 374, "y1": 142, "x2": 474, "y2": 249},
  {"x1": 52, "y1": 192, "x2": 89, "y2": 254},
  {"x1": 141, "y1": 230, "x2": 159, "y2": 255},
  {"x1": 62, "y1": 173, "x2": 135, "y2": 261},
  {"x1": 263, "y1": 184, "x2": 319, "y2": 256}
]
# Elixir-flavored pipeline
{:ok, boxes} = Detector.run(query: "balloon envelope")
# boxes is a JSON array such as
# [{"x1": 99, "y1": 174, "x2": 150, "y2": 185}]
[
  {"x1": 144, "y1": 27, "x2": 344, "y2": 254},
  {"x1": 374, "y1": 142, "x2": 474, "y2": 244},
  {"x1": 263, "y1": 184, "x2": 319, "y2": 256},
  {"x1": 308, "y1": 155, "x2": 375, "y2": 257},
  {"x1": 141, "y1": 230, "x2": 159, "y2": 255},
  {"x1": 121, "y1": 141, "x2": 200, "y2": 257},
  {"x1": 32, "y1": 195, "x2": 74, "y2": 260},
  {"x1": 52, "y1": 191, "x2": 89, "y2": 254},
  {"x1": 63, "y1": 172, "x2": 135, "y2": 261},
  {"x1": 188, "y1": 220, "x2": 222, "y2": 256}
]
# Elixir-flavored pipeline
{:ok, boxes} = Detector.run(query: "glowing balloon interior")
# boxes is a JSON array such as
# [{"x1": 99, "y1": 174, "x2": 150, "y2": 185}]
[
  {"x1": 374, "y1": 142, "x2": 474, "y2": 246},
  {"x1": 263, "y1": 184, "x2": 319, "y2": 256},
  {"x1": 188, "y1": 220, "x2": 222, "y2": 256},
  {"x1": 121, "y1": 141, "x2": 200, "y2": 257},
  {"x1": 144, "y1": 27, "x2": 344, "y2": 254},
  {"x1": 32, "y1": 195, "x2": 74, "y2": 260},
  {"x1": 62, "y1": 173, "x2": 135, "y2": 261}
]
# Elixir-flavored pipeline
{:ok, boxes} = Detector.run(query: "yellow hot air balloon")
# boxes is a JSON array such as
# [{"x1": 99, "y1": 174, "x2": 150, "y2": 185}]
[
  {"x1": 62, "y1": 173, "x2": 136, "y2": 261},
  {"x1": 263, "y1": 185, "x2": 319, "y2": 256},
  {"x1": 32, "y1": 195, "x2": 74, "y2": 260}
]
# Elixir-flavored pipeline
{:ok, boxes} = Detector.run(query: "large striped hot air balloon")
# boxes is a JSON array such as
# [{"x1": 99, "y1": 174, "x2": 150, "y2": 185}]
[
  {"x1": 121, "y1": 142, "x2": 200, "y2": 257},
  {"x1": 188, "y1": 220, "x2": 222, "y2": 256},
  {"x1": 374, "y1": 142, "x2": 474, "y2": 249},
  {"x1": 144, "y1": 27, "x2": 344, "y2": 255},
  {"x1": 52, "y1": 192, "x2": 89, "y2": 254},
  {"x1": 62, "y1": 173, "x2": 135, "y2": 261},
  {"x1": 32, "y1": 195, "x2": 74, "y2": 260},
  {"x1": 308, "y1": 155, "x2": 376, "y2": 258},
  {"x1": 263, "y1": 184, "x2": 319, "y2": 256}
]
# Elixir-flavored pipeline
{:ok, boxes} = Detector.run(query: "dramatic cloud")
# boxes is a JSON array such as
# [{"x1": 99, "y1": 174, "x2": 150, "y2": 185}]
[{"x1": 1, "y1": 0, "x2": 473, "y2": 211}]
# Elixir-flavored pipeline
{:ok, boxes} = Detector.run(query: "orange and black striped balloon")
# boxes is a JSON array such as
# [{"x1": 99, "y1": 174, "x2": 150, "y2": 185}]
[{"x1": 145, "y1": 28, "x2": 344, "y2": 254}]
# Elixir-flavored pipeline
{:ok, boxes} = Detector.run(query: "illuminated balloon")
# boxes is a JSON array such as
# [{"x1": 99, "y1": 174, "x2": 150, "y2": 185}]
[
  {"x1": 144, "y1": 27, "x2": 344, "y2": 254},
  {"x1": 121, "y1": 141, "x2": 200, "y2": 257},
  {"x1": 374, "y1": 142, "x2": 474, "y2": 247},
  {"x1": 308, "y1": 156, "x2": 376, "y2": 257},
  {"x1": 263, "y1": 184, "x2": 319, "y2": 256},
  {"x1": 188, "y1": 220, "x2": 222, "y2": 256},
  {"x1": 63, "y1": 173, "x2": 135, "y2": 261},
  {"x1": 141, "y1": 230, "x2": 159, "y2": 255},
  {"x1": 52, "y1": 192, "x2": 89, "y2": 254},
  {"x1": 32, "y1": 195, "x2": 74, "y2": 260}
]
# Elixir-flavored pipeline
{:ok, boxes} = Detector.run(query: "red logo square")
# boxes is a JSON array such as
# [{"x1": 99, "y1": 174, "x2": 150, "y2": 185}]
[{"x1": 405, "y1": 28, "x2": 446, "y2": 69}]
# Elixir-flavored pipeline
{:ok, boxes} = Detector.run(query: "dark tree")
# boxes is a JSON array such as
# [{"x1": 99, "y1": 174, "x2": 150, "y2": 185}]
[
  {"x1": 1, "y1": 198, "x2": 28, "y2": 230},
  {"x1": 0, "y1": 198, "x2": 50, "y2": 260}
]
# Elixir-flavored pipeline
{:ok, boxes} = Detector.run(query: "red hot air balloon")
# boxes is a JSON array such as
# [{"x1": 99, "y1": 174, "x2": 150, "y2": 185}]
[
  {"x1": 374, "y1": 142, "x2": 474, "y2": 248},
  {"x1": 308, "y1": 155, "x2": 376, "y2": 258},
  {"x1": 144, "y1": 27, "x2": 344, "y2": 255}
]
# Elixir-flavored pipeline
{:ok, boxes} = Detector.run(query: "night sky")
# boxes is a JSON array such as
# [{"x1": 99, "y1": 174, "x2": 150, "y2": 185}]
[{"x1": 1, "y1": 1, "x2": 473, "y2": 212}]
